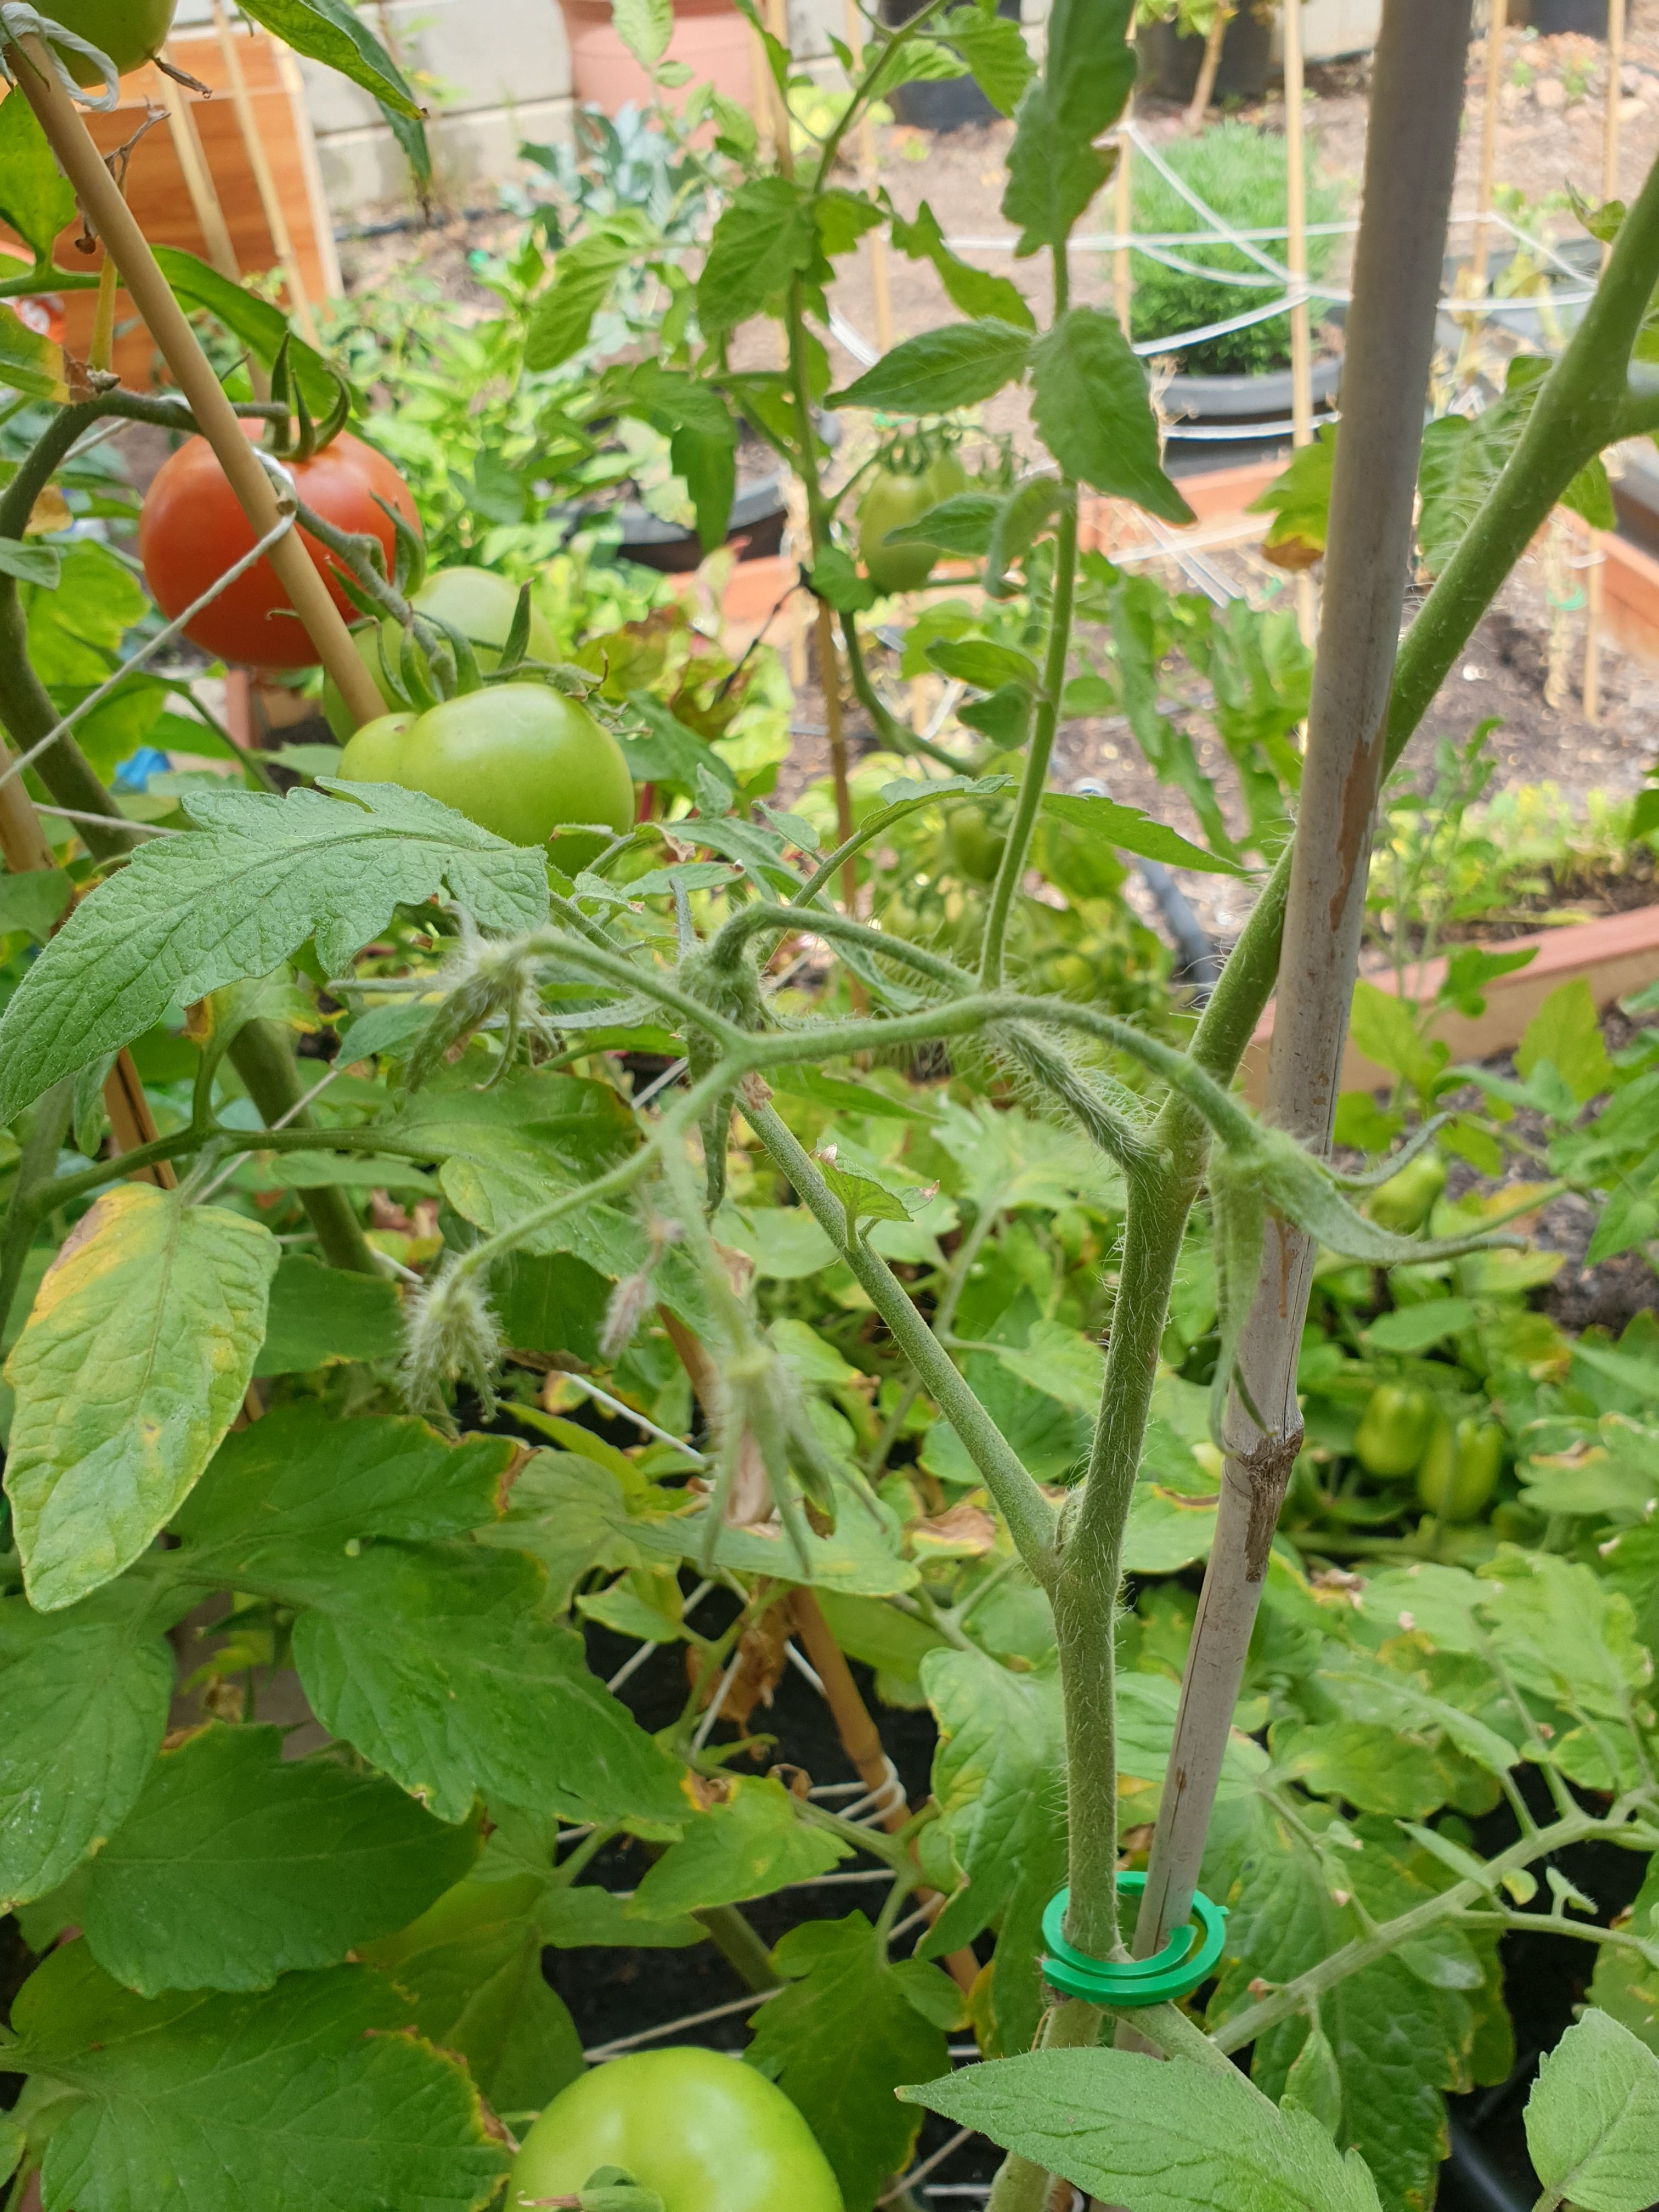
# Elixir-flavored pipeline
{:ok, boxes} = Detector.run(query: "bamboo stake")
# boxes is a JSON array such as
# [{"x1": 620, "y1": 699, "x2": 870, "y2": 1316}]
[
  {"x1": 844, "y1": 0, "x2": 892, "y2": 354},
  {"x1": 209, "y1": 0, "x2": 320, "y2": 345},
  {"x1": 1471, "y1": 0, "x2": 1506, "y2": 290},
  {"x1": 1114, "y1": 110, "x2": 1133, "y2": 336},
  {"x1": 1584, "y1": 0, "x2": 1626, "y2": 724},
  {"x1": 816, "y1": 599, "x2": 859, "y2": 918},
  {"x1": 153, "y1": 51, "x2": 240, "y2": 282},
  {"x1": 4, "y1": 34, "x2": 386, "y2": 728},
  {"x1": 1282, "y1": 0, "x2": 1316, "y2": 647}
]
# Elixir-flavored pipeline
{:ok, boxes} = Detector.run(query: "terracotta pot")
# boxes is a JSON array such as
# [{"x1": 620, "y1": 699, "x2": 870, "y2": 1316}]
[{"x1": 557, "y1": 0, "x2": 755, "y2": 117}]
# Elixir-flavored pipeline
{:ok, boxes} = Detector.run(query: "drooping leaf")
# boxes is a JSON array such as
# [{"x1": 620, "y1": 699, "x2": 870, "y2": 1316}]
[
  {"x1": 227, "y1": 1538, "x2": 686, "y2": 1829},
  {"x1": 746, "y1": 1914, "x2": 956, "y2": 2212},
  {"x1": 0, "y1": 783, "x2": 549, "y2": 1122},
  {"x1": 899, "y1": 2047, "x2": 1383, "y2": 2212},
  {"x1": 233, "y1": 0, "x2": 425, "y2": 116},
  {"x1": 830, "y1": 320, "x2": 1033, "y2": 415},
  {"x1": 1524, "y1": 2010, "x2": 1659, "y2": 2212},
  {"x1": 888, "y1": 201, "x2": 1035, "y2": 330},
  {"x1": 12, "y1": 1948, "x2": 509, "y2": 2212},
  {"x1": 525, "y1": 217, "x2": 651, "y2": 371},
  {"x1": 4, "y1": 1187, "x2": 277, "y2": 1612},
  {"x1": 1030, "y1": 308, "x2": 1194, "y2": 524},
  {"x1": 1001, "y1": 0, "x2": 1135, "y2": 256},
  {"x1": 73, "y1": 1723, "x2": 481, "y2": 1996},
  {"x1": 1251, "y1": 426, "x2": 1336, "y2": 569},
  {"x1": 0, "y1": 88, "x2": 75, "y2": 263},
  {"x1": 1040, "y1": 791, "x2": 1248, "y2": 874},
  {"x1": 696, "y1": 177, "x2": 817, "y2": 332},
  {"x1": 934, "y1": 0, "x2": 1035, "y2": 114},
  {"x1": 628, "y1": 1775, "x2": 849, "y2": 1918},
  {"x1": 152, "y1": 248, "x2": 341, "y2": 421},
  {"x1": 0, "y1": 1581, "x2": 174, "y2": 1911},
  {"x1": 360, "y1": 1868, "x2": 586, "y2": 2117}
]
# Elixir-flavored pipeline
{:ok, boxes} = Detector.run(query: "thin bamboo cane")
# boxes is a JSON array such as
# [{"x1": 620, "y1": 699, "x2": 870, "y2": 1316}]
[
  {"x1": 4, "y1": 32, "x2": 386, "y2": 727},
  {"x1": 1584, "y1": 0, "x2": 1626, "y2": 724},
  {"x1": 1471, "y1": 0, "x2": 1507, "y2": 290},
  {"x1": 153, "y1": 50, "x2": 240, "y2": 281},
  {"x1": 209, "y1": 0, "x2": 321, "y2": 345},
  {"x1": 844, "y1": 0, "x2": 893, "y2": 354}
]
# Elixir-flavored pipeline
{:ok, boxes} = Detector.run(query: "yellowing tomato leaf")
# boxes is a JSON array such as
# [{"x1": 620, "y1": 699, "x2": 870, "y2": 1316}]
[
  {"x1": 629, "y1": 1775, "x2": 850, "y2": 1919},
  {"x1": 4, "y1": 1187, "x2": 277, "y2": 1612}
]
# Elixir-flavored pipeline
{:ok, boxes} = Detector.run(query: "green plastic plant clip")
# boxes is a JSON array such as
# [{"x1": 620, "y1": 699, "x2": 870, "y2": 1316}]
[{"x1": 1041, "y1": 1872, "x2": 1228, "y2": 2008}]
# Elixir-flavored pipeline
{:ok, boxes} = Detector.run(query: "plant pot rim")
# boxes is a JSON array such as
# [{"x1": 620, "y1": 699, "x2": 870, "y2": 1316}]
[{"x1": 1162, "y1": 354, "x2": 1342, "y2": 417}]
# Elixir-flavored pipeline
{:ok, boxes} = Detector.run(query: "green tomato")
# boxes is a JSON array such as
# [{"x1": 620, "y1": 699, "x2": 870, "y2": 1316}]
[
  {"x1": 323, "y1": 568, "x2": 561, "y2": 739},
  {"x1": 1416, "y1": 1415, "x2": 1504, "y2": 1521},
  {"x1": 507, "y1": 2048, "x2": 844, "y2": 2212},
  {"x1": 1367, "y1": 1150, "x2": 1447, "y2": 1235},
  {"x1": 49, "y1": 0, "x2": 176, "y2": 80},
  {"x1": 857, "y1": 451, "x2": 969, "y2": 594},
  {"x1": 944, "y1": 801, "x2": 1007, "y2": 884},
  {"x1": 1353, "y1": 1384, "x2": 1435, "y2": 1480},
  {"x1": 393, "y1": 685, "x2": 634, "y2": 855},
  {"x1": 335, "y1": 711, "x2": 416, "y2": 783}
]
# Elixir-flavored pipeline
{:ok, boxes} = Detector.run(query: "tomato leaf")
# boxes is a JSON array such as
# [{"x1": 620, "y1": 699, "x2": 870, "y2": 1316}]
[
  {"x1": 153, "y1": 247, "x2": 340, "y2": 420},
  {"x1": 71, "y1": 1723, "x2": 480, "y2": 1996},
  {"x1": 899, "y1": 2047, "x2": 1384, "y2": 2212},
  {"x1": 524, "y1": 217, "x2": 652, "y2": 371},
  {"x1": 0, "y1": 90, "x2": 75, "y2": 266},
  {"x1": 11, "y1": 1948, "x2": 509, "y2": 2212},
  {"x1": 1030, "y1": 308, "x2": 1194, "y2": 524},
  {"x1": 1001, "y1": 0, "x2": 1135, "y2": 256},
  {"x1": 630, "y1": 1775, "x2": 849, "y2": 1918},
  {"x1": 830, "y1": 319, "x2": 1032, "y2": 415},
  {"x1": 0, "y1": 784, "x2": 549, "y2": 1125},
  {"x1": 697, "y1": 177, "x2": 818, "y2": 332},
  {"x1": 1250, "y1": 426, "x2": 1336, "y2": 570},
  {"x1": 255, "y1": 1251, "x2": 404, "y2": 1375},
  {"x1": 233, "y1": 0, "x2": 426, "y2": 119},
  {"x1": 611, "y1": 0, "x2": 673, "y2": 67},
  {"x1": 359, "y1": 1866, "x2": 589, "y2": 2115},
  {"x1": 1040, "y1": 791, "x2": 1248, "y2": 874},
  {"x1": 4, "y1": 1188, "x2": 276, "y2": 1613},
  {"x1": 746, "y1": 1914, "x2": 954, "y2": 2211},
  {"x1": 0, "y1": 300, "x2": 67, "y2": 404},
  {"x1": 0, "y1": 1579, "x2": 174, "y2": 1911},
  {"x1": 888, "y1": 200, "x2": 1035, "y2": 331},
  {"x1": 1525, "y1": 2010, "x2": 1659, "y2": 2212}
]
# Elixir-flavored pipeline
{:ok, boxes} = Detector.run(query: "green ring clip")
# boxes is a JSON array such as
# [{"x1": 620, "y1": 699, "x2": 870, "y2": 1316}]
[{"x1": 1041, "y1": 1872, "x2": 1228, "y2": 2008}]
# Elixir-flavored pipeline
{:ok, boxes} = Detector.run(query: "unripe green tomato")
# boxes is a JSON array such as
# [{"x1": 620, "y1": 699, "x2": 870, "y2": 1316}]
[
  {"x1": 507, "y1": 2048, "x2": 844, "y2": 2212},
  {"x1": 324, "y1": 568, "x2": 562, "y2": 739},
  {"x1": 335, "y1": 711, "x2": 416, "y2": 783},
  {"x1": 1353, "y1": 1384, "x2": 1435, "y2": 1480},
  {"x1": 393, "y1": 685, "x2": 634, "y2": 855},
  {"x1": 1367, "y1": 1150, "x2": 1448, "y2": 1235},
  {"x1": 48, "y1": 0, "x2": 176, "y2": 81},
  {"x1": 857, "y1": 452, "x2": 969, "y2": 594},
  {"x1": 944, "y1": 802, "x2": 1007, "y2": 884},
  {"x1": 1416, "y1": 1415, "x2": 1504, "y2": 1521}
]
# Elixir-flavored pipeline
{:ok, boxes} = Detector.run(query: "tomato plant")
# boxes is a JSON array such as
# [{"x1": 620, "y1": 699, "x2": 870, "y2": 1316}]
[
  {"x1": 139, "y1": 427, "x2": 420, "y2": 670},
  {"x1": 510, "y1": 2049, "x2": 844, "y2": 2212},
  {"x1": 4, "y1": 10, "x2": 1659, "y2": 2212}
]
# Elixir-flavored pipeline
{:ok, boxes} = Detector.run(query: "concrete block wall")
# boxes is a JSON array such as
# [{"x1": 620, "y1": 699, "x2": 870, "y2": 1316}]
[{"x1": 178, "y1": 0, "x2": 1381, "y2": 221}]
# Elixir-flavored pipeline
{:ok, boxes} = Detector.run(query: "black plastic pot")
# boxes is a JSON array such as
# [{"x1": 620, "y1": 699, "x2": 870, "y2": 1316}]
[
  {"x1": 880, "y1": 0, "x2": 1022, "y2": 129},
  {"x1": 1522, "y1": 0, "x2": 1607, "y2": 32},
  {"x1": 1137, "y1": 8, "x2": 1273, "y2": 106},
  {"x1": 612, "y1": 475, "x2": 788, "y2": 573},
  {"x1": 1159, "y1": 352, "x2": 1342, "y2": 475}
]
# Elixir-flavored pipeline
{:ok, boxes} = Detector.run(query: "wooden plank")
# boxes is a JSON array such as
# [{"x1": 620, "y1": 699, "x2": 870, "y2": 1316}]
[{"x1": 0, "y1": 28, "x2": 335, "y2": 387}]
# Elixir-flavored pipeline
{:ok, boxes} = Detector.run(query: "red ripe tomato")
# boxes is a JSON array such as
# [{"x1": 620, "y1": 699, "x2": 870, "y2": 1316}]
[{"x1": 138, "y1": 427, "x2": 421, "y2": 671}]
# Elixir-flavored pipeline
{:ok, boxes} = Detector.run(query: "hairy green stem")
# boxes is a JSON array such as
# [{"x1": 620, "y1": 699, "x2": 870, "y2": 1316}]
[
  {"x1": 743, "y1": 1098, "x2": 1060, "y2": 1584},
  {"x1": 978, "y1": 494, "x2": 1077, "y2": 989}
]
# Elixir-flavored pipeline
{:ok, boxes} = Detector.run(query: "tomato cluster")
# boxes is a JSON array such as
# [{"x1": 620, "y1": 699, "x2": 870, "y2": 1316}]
[
  {"x1": 856, "y1": 450, "x2": 968, "y2": 594},
  {"x1": 1355, "y1": 1384, "x2": 1504, "y2": 1521},
  {"x1": 323, "y1": 568, "x2": 563, "y2": 739}
]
